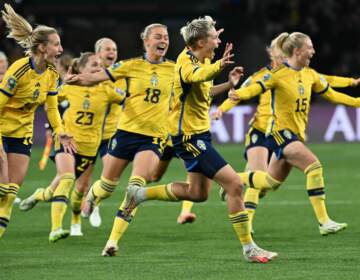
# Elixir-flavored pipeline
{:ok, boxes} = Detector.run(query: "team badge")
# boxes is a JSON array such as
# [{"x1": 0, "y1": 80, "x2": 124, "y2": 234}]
[
  {"x1": 298, "y1": 84, "x2": 304, "y2": 96},
  {"x1": 32, "y1": 89, "x2": 40, "y2": 101},
  {"x1": 196, "y1": 140, "x2": 206, "y2": 151},
  {"x1": 283, "y1": 129, "x2": 292, "y2": 140},
  {"x1": 7, "y1": 77, "x2": 17, "y2": 91},
  {"x1": 150, "y1": 73, "x2": 158, "y2": 87},
  {"x1": 111, "y1": 62, "x2": 122, "y2": 70},
  {"x1": 83, "y1": 99, "x2": 90, "y2": 110},
  {"x1": 319, "y1": 75, "x2": 328, "y2": 87},
  {"x1": 251, "y1": 134, "x2": 258, "y2": 144},
  {"x1": 262, "y1": 73, "x2": 271, "y2": 82},
  {"x1": 111, "y1": 138, "x2": 117, "y2": 150},
  {"x1": 241, "y1": 77, "x2": 252, "y2": 88}
]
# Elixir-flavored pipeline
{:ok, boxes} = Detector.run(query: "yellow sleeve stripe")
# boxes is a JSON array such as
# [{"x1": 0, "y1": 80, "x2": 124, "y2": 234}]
[{"x1": 0, "y1": 88, "x2": 13, "y2": 97}]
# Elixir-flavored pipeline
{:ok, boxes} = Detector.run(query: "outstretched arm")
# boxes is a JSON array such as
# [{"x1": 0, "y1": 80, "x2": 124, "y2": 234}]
[{"x1": 320, "y1": 87, "x2": 360, "y2": 107}]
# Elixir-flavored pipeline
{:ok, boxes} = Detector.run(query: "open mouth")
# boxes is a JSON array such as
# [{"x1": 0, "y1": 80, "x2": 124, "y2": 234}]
[{"x1": 157, "y1": 46, "x2": 167, "y2": 51}]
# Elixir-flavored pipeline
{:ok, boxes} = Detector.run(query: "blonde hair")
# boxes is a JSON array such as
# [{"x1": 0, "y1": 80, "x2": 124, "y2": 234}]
[
  {"x1": 71, "y1": 52, "x2": 95, "y2": 74},
  {"x1": 180, "y1": 15, "x2": 216, "y2": 48},
  {"x1": 274, "y1": 32, "x2": 310, "y2": 57},
  {"x1": 1, "y1": 3, "x2": 58, "y2": 56},
  {"x1": 140, "y1": 23, "x2": 167, "y2": 40},
  {"x1": 94, "y1": 37, "x2": 116, "y2": 53},
  {"x1": 266, "y1": 33, "x2": 287, "y2": 62}
]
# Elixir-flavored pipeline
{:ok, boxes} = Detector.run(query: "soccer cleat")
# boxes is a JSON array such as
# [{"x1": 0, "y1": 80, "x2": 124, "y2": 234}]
[
  {"x1": 219, "y1": 187, "x2": 227, "y2": 201},
  {"x1": 122, "y1": 185, "x2": 142, "y2": 215},
  {"x1": 13, "y1": 197, "x2": 22, "y2": 204},
  {"x1": 49, "y1": 228, "x2": 70, "y2": 243},
  {"x1": 319, "y1": 220, "x2": 348, "y2": 236},
  {"x1": 89, "y1": 206, "x2": 102, "y2": 227},
  {"x1": 19, "y1": 189, "x2": 43, "y2": 211},
  {"x1": 177, "y1": 212, "x2": 197, "y2": 224},
  {"x1": 70, "y1": 224, "x2": 83, "y2": 236},
  {"x1": 243, "y1": 246, "x2": 277, "y2": 263},
  {"x1": 81, "y1": 191, "x2": 95, "y2": 218},
  {"x1": 101, "y1": 240, "x2": 119, "y2": 257}
]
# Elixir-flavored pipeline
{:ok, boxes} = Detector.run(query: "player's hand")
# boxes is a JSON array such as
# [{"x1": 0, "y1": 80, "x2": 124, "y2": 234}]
[
  {"x1": 228, "y1": 88, "x2": 240, "y2": 102},
  {"x1": 352, "y1": 77, "x2": 360, "y2": 87},
  {"x1": 220, "y1": 43, "x2": 235, "y2": 68},
  {"x1": 59, "y1": 133, "x2": 77, "y2": 154},
  {"x1": 228, "y1": 66, "x2": 244, "y2": 87},
  {"x1": 211, "y1": 108, "x2": 224, "y2": 120}
]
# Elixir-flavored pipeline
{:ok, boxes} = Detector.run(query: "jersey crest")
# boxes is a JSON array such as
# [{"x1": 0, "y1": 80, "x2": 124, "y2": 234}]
[
  {"x1": 83, "y1": 99, "x2": 91, "y2": 110},
  {"x1": 7, "y1": 76, "x2": 17, "y2": 91},
  {"x1": 150, "y1": 72, "x2": 159, "y2": 87}
]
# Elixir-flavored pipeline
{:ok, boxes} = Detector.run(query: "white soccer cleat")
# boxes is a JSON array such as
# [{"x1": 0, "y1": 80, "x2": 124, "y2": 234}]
[
  {"x1": 219, "y1": 187, "x2": 227, "y2": 201},
  {"x1": 101, "y1": 240, "x2": 119, "y2": 257},
  {"x1": 49, "y1": 228, "x2": 70, "y2": 243},
  {"x1": 13, "y1": 197, "x2": 22, "y2": 204},
  {"x1": 319, "y1": 220, "x2": 348, "y2": 236},
  {"x1": 89, "y1": 206, "x2": 102, "y2": 227},
  {"x1": 19, "y1": 189, "x2": 42, "y2": 211},
  {"x1": 243, "y1": 246, "x2": 277, "y2": 263},
  {"x1": 81, "y1": 191, "x2": 95, "y2": 218},
  {"x1": 70, "y1": 224, "x2": 83, "y2": 236},
  {"x1": 122, "y1": 185, "x2": 142, "y2": 215}
]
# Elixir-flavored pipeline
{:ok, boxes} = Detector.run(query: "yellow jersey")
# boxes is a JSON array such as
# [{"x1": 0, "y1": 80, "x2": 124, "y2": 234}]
[
  {"x1": 0, "y1": 57, "x2": 62, "y2": 139},
  {"x1": 219, "y1": 66, "x2": 356, "y2": 134},
  {"x1": 234, "y1": 62, "x2": 360, "y2": 141},
  {"x1": 101, "y1": 79, "x2": 126, "y2": 140},
  {"x1": 59, "y1": 82, "x2": 126, "y2": 156},
  {"x1": 105, "y1": 56, "x2": 174, "y2": 138},
  {"x1": 169, "y1": 48, "x2": 222, "y2": 136}
]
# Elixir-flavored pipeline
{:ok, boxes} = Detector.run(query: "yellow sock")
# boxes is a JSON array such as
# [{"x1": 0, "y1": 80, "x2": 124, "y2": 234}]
[
  {"x1": 70, "y1": 189, "x2": 84, "y2": 225},
  {"x1": 51, "y1": 173, "x2": 75, "y2": 231},
  {"x1": 305, "y1": 161, "x2": 329, "y2": 224},
  {"x1": 229, "y1": 211, "x2": 253, "y2": 245},
  {"x1": 181, "y1": 201, "x2": 194, "y2": 213},
  {"x1": 244, "y1": 188, "x2": 260, "y2": 230},
  {"x1": 0, "y1": 183, "x2": 20, "y2": 238},
  {"x1": 109, "y1": 207, "x2": 138, "y2": 243},
  {"x1": 92, "y1": 176, "x2": 118, "y2": 205},
  {"x1": 145, "y1": 183, "x2": 179, "y2": 201},
  {"x1": 238, "y1": 171, "x2": 281, "y2": 191},
  {"x1": 34, "y1": 186, "x2": 54, "y2": 202}
]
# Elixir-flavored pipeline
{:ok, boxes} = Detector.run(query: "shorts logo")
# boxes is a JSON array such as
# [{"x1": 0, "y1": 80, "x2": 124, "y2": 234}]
[
  {"x1": 111, "y1": 138, "x2": 117, "y2": 150},
  {"x1": 283, "y1": 129, "x2": 292, "y2": 140},
  {"x1": 196, "y1": 140, "x2": 206, "y2": 151},
  {"x1": 251, "y1": 134, "x2": 258, "y2": 144},
  {"x1": 7, "y1": 77, "x2": 17, "y2": 91}
]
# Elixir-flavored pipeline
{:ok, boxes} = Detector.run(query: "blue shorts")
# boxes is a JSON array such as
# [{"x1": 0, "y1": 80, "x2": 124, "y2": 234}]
[
  {"x1": 266, "y1": 129, "x2": 300, "y2": 159},
  {"x1": 55, "y1": 147, "x2": 97, "y2": 179},
  {"x1": 98, "y1": 139, "x2": 110, "y2": 158},
  {"x1": 2, "y1": 136, "x2": 32, "y2": 156},
  {"x1": 160, "y1": 144, "x2": 178, "y2": 161},
  {"x1": 171, "y1": 131, "x2": 227, "y2": 179},
  {"x1": 244, "y1": 127, "x2": 272, "y2": 161},
  {"x1": 108, "y1": 129, "x2": 166, "y2": 161}
]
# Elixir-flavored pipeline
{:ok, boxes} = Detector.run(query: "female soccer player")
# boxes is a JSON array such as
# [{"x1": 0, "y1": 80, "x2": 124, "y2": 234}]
[
  {"x1": 0, "y1": 4, "x2": 74, "y2": 238},
  {"x1": 112, "y1": 16, "x2": 278, "y2": 263},
  {"x1": 67, "y1": 23, "x2": 177, "y2": 249},
  {"x1": 215, "y1": 33, "x2": 360, "y2": 234},
  {"x1": 228, "y1": 32, "x2": 360, "y2": 236},
  {"x1": 21, "y1": 52, "x2": 126, "y2": 241}
]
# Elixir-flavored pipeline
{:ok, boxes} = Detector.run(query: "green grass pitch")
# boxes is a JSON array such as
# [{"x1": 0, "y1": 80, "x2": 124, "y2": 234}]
[{"x1": 1, "y1": 143, "x2": 360, "y2": 279}]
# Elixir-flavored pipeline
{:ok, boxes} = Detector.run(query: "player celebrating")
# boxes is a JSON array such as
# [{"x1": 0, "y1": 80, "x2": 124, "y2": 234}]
[
  {"x1": 0, "y1": 4, "x2": 74, "y2": 238},
  {"x1": 113, "y1": 16, "x2": 277, "y2": 263}
]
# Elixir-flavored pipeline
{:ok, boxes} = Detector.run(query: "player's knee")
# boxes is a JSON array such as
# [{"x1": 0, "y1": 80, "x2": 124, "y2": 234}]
[
  {"x1": 188, "y1": 192, "x2": 208, "y2": 202},
  {"x1": 304, "y1": 160, "x2": 324, "y2": 188}
]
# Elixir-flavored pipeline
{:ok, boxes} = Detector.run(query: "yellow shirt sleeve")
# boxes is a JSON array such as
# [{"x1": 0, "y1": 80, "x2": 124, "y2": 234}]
[
  {"x1": 180, "y1": 60, "x2": 222, "y2": 83},
  {"x1": 320, "y1": 87, "x2": 360, "y2": 107},
  {"x1": 320, "y1": 74, "x2": 353, "y2": 88},
  {"x1": 218, "y1": 98, "x2": 239, "y2": 113},
  {"x1": 45, "y1": 93, "x2": 63, "y2": 135}
]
